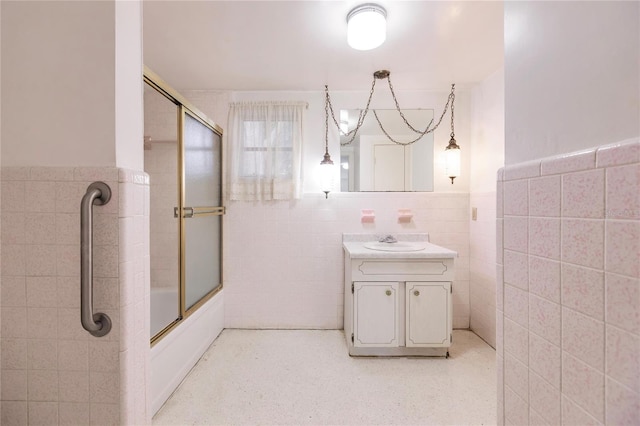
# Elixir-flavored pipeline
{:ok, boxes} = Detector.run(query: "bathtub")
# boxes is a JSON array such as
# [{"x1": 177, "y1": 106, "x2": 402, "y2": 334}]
[{"x1": 150, "y1": 288, "x2": 224, "y2": 415}]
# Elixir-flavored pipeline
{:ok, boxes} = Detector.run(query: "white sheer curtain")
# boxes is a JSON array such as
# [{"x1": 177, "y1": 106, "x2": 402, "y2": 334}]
[{"x1": 227, "y1": 101, "x2": 305, "y2": 201}]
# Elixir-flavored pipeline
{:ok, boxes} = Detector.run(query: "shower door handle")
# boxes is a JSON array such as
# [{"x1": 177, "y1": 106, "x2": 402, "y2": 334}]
[
  {"x1": 174, "y1": 207, "x2": 194, "y2": 218},
  {"x1": 174, "y1": 206, "x2": 224, "y2": 218},
  {"x1": 80, "y1": 182, "x2": 112, "y2": 337}
]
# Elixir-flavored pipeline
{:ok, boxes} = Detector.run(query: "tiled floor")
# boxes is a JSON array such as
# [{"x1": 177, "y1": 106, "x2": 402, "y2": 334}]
[{"x1": 153, "y1": 329, "x2": 496, "y2": 425}]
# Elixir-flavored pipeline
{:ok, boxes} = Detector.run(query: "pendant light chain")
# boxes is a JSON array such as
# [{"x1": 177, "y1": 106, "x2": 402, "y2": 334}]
[
  {"x1": 386, "y1": 74, "x2": 432, "y2": 135},
  {"x1": 450, "y1": 84, "x2": 456, "y2": 139},
  {"x1": 321, "y1": 87, "x2": 334, "y2": 165},
  {"x1": 324, "y1": 71, "x2": 456, "y2": 147},
  {"x1": 325, "y1": 77, "x2": 378, "y2": 146},
  {"x1": 372, "y1": 110, "x2": 427, "y2": 145},
  {"x1": 350, "y1": 83, "x2": 455, "y2": 146},
  {"x1": 324, "y1": 86, "x2": 329, "y2": 153}
]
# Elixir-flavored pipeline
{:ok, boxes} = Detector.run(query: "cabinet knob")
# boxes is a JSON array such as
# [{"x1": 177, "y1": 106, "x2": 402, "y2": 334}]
[
  {"x1": 414, "y1": 290, "x2": 420, "y2": 296},
  {"x1": 385, "y1": 289, "x2": 392, "y2": 296}
]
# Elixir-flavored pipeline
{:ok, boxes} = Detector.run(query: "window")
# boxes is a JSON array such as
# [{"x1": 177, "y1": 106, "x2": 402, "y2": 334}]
[
  {"x1": 227, "y1": 102, "x2": 305, "y2": 200},
  {"x1": 239, "y1": 119, "x2": 293, "y2": 178}
]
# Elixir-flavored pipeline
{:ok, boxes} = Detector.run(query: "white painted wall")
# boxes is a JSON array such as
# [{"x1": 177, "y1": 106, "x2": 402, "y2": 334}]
[
  {"x1": 116, "y1": 0, "x2": 144, "y2": 171},
  {"x1": 1, "y1": 1, "x2": 115, "y2": 166},
  {"x1": 504, "y1": 1, "x2": 639, "y2": 164},
  {"x1": 469, "y1": 68, "x2": 505, "y2": 348},
  {"x1": 470, "y1": 69, "x2": 505, "y2": 193},
  {"x1": 1, "y1": 0, "x2": 143, "y2": 170}
]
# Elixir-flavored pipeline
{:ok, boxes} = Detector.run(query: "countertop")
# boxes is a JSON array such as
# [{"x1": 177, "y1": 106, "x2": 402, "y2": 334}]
[{"x1": 343, "y1": 240, "x2": 458, "y2": 259}]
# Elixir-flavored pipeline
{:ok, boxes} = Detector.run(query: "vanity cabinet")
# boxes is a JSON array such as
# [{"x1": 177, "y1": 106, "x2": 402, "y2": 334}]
[
  {"x1": 353, "y1": 281, "x2": 451, "y2": 349},
  {"x1": 343, "y1": 246, "x2": 455, "y2": 357}
]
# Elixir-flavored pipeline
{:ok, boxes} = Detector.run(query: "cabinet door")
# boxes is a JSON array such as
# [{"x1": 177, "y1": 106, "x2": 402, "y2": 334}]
[
  {"x1": 353, "y1": 282, "x2": 400, "y2": 347},
  {"x1": 406, "y1": 282, "x2": 451, "y2": 347}
]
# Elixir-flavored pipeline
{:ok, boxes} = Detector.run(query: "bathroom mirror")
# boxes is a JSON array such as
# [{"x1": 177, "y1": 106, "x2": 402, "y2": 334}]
[{"x1": 339, "y1": 109, "x2": 435, "y2": 192}]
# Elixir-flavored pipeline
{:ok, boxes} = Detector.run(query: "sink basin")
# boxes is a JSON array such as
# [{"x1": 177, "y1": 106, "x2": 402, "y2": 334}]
[{"x1": 363, "y1": 241, "x2": 427, "y2": 252}]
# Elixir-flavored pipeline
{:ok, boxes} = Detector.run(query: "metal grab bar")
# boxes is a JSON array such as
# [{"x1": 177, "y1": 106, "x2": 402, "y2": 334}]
[{"x1": 80, "y1": 182, "x2": 112, "y2": 337}]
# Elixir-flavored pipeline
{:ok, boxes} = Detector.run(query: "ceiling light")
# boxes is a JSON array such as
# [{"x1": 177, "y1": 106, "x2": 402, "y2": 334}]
[{"x1": 347, "y1": 4, "x2": 387, "y2": 51}]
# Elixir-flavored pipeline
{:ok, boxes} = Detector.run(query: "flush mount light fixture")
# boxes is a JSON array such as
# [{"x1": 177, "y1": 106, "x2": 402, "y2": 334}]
[{"x1": 347, "y1": 3, "x2": 387, "y2": 50}]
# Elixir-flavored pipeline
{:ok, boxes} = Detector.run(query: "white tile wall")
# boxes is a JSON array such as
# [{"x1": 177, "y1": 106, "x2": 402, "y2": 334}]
[
  {"x1": 497, "y1": 138, "x2": 640, "y2": 425},
  {"x1": 469, "y1": 192, "x2": 497, "y2": 347},
  {"x1": 0, "y1": 167, "x2": 150, "y2": 425},
  {"x1": 223, "y1": 192, "x2": 471, "y2": 329},
  {"x1": 118, "y1": 168, "x2": 151, "y2": 425}
]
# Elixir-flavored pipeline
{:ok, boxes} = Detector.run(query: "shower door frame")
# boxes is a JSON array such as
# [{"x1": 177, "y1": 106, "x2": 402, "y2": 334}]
[{"x1": 144, "y1": 66, "x2": 225, "y2": 346}]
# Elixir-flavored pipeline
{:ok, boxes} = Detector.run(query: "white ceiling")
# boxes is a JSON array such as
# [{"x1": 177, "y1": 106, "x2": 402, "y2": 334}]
[{"x1": 142, "y1": 0, "x2": 504, "y2": 92}]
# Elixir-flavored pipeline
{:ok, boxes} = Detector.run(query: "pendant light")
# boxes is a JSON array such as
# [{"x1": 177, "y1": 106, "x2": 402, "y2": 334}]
[
  {"x1": 320, "y1": 88, "x2": 335, "y2": 198},
  {"x1": 444, "y1": 86, "x2": 460, "y2": 184}
]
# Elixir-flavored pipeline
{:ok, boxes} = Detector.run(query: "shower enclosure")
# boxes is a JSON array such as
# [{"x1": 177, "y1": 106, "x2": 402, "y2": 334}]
[{"x1": 143, "y1": 67, "x2": 224, "y2": 344}]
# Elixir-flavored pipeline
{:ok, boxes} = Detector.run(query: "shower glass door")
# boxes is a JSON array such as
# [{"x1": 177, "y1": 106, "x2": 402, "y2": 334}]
[
  {"x1": 144, "y1": 81, "x2": 181, "y2": 338},
  {"x1": 145, "y1": 66, "x2": 224, "y2": 345},
  {"x1": 180, "y1": 109, "x2": 223, "y2": 312}
]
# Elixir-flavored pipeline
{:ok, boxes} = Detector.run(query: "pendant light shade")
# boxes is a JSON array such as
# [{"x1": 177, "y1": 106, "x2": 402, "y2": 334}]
[
  {"x1": 444, "y1": 137, "x2": 461, "y2": 184},
  {"x1": 347, "y1": 4, "x2": 387, "y2": 51},
  {"x1": 320, "y1": 152, "x2": 335, "y2": 198}
]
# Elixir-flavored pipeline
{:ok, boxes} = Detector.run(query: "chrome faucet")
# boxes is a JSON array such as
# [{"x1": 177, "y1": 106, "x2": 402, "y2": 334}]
[{"x1": 378, "y1": 234, "x2": 398, "y2": 243}]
